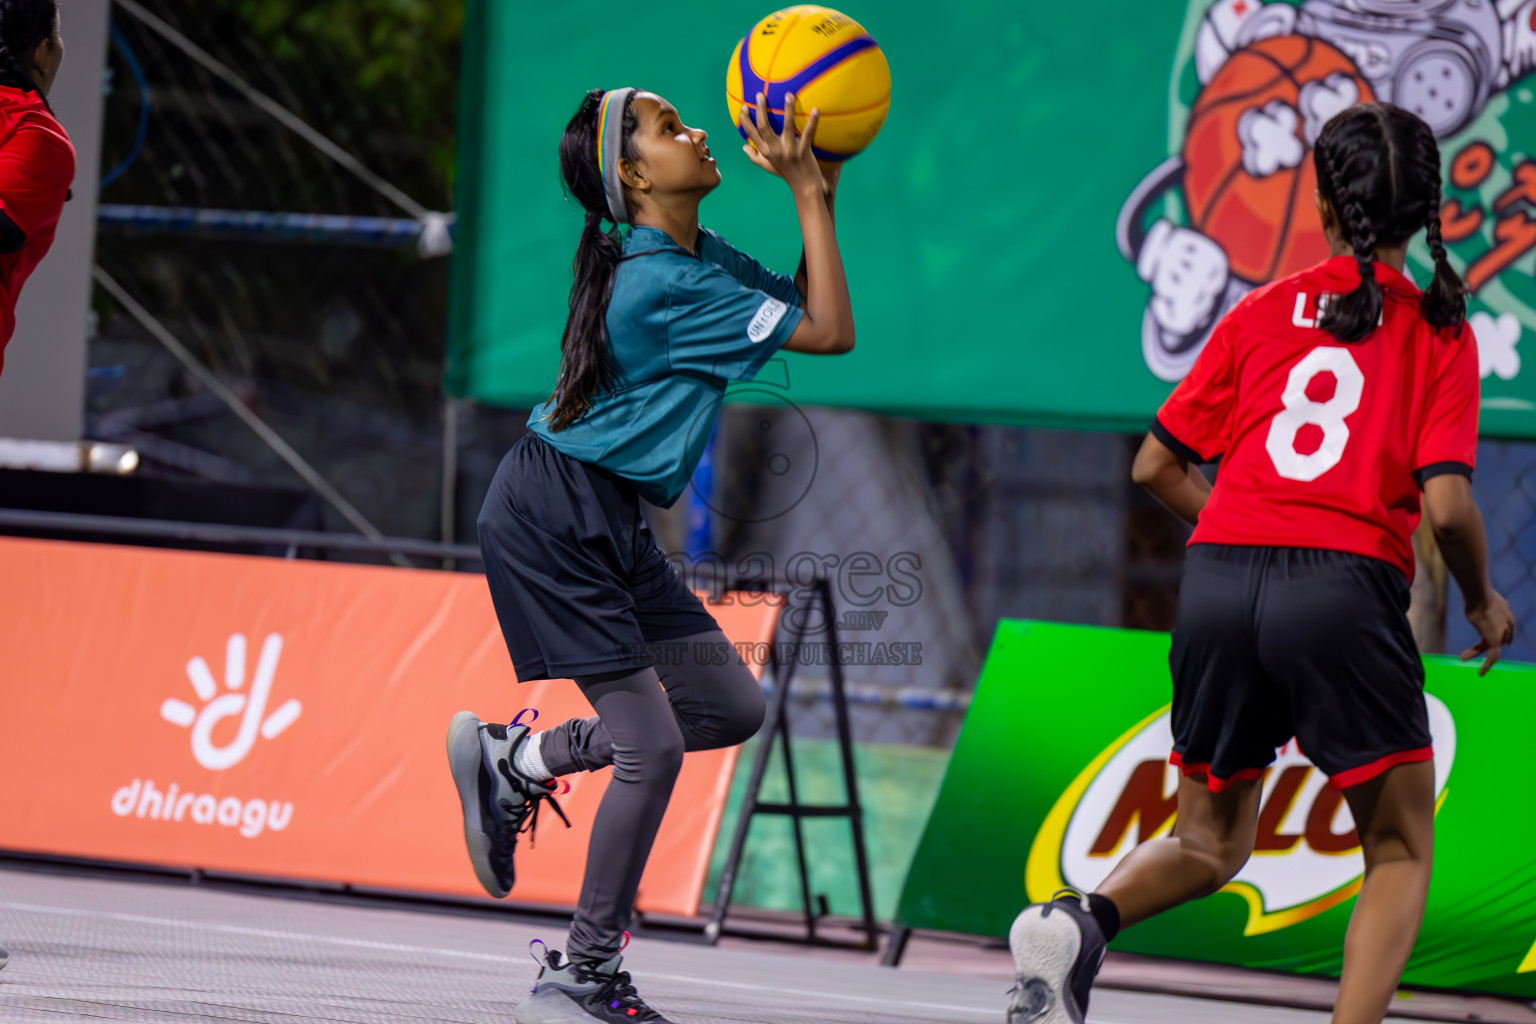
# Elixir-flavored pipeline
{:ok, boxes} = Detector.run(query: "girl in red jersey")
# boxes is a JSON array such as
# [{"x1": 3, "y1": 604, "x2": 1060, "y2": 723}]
[
  {"x1": 1006, "y1": 104, "x2": 1516, "y2": 1024},
  {"x1": 0, "y1": 0, "x2": 69, "y2": 382},
  {"x1": 0, "y1": 0, "x2": 66, "y2": 976}
]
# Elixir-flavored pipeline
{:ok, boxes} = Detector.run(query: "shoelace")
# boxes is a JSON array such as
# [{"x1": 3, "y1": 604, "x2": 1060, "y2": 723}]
[
  {"x1": 574, "y1": 963, "x2": 657, "y2": 1020},
  {"x1": 490, "y1": 761, "x2": 571, "y2": 872}
]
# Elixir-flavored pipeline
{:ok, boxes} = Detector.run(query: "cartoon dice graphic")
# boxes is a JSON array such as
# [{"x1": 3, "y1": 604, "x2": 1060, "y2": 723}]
[{"x1": 1394, "y1": 47, "x2": 1479, "y2": 135}]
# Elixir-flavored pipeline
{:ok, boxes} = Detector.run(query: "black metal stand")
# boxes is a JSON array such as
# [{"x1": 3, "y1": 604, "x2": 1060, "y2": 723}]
[
  {"x1": 704, "y1": 576, "x2": 878, "y2": 950},
  {"x1": 880, "y1": 924, "x2": 912, "y2": 966}
]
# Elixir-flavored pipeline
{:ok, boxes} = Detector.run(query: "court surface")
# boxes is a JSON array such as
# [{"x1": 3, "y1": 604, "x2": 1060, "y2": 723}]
[{"x1": 0, "y1": 866, "x2": 1453, "y2": 1023}]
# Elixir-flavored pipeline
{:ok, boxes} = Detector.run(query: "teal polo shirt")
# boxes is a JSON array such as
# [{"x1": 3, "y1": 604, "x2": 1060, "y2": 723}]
[{"x1": 528, "y1": 224, "x2": 804, "y2": 507}]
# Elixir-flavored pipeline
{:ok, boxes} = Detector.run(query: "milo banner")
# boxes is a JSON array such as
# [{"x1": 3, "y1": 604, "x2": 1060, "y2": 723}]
[
  {"x1": 452, "y1": 0, "x2": 1536, "y2": 436},
  {"x1": 895, "y1": 620, "x2": 1536, "y2": 996}
]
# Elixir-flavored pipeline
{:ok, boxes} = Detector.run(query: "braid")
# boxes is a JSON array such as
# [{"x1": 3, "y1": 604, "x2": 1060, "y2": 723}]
[
  {"x1": 1419, "y1": 150, "x2": 1467, "y2": 331},
  {"x1": 1340, "y1": 198, "x2": 1378, "y2": 280},
  {"x1": 1314, "y1": 117, "x2": 1384, "y2": 343},
  {"x1": 1422, "y1": 160, "x2": 1448, "y2": 278}
]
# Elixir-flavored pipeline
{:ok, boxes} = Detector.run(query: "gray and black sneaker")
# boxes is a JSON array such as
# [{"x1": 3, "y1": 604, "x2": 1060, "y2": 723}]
[
  {"x1": 445, "y1": 709, "x2": 569, "y2": 898},
  {"x1": 1006, "y1": 890, "x2": 1106, "y2": 1024},
  {"x1": 0, "y1": 942, "x2": 8, "y2": 971},
  {"x1": 516, "y1": 946, "x2": 672, "y2": 1024}
]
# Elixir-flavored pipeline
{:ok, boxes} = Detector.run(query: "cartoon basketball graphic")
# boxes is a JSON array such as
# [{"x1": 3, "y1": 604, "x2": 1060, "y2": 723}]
[
  {"x1": 1183, "y1": 35, "x2": 1374, "y2": 283},
  {"x1": 1121, "y1": 0, "x2": 1536, "y2": 384}
]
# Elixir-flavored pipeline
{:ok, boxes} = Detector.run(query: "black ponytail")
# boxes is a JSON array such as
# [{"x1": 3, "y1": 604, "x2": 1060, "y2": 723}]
[
  {"x1": 1311, "y1": 103, "x2": 1465, "y2": 343},
  {"x1": 0, "y1": 0, "x2": 58, "y2": 116},
  {"x1": 545, "y1": 88, "x2": 639, "y2": 432}
]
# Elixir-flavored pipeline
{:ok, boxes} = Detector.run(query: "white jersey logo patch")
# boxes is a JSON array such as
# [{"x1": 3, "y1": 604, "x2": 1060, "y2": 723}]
[{"x1": 747, "y1": 297, "x2": 788, "y2": 344}]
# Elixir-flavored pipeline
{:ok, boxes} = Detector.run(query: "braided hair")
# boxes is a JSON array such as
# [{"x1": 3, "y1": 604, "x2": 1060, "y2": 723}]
[
  {"x1": 1311, "y1": 103, "x2": 1465, "y2": 343},
  {"x1": 0, "y1": 0, "x2": 58, "y2": 114},
  {"x1": 546, "y1": 88, "x2": 640, "y2": 432}
]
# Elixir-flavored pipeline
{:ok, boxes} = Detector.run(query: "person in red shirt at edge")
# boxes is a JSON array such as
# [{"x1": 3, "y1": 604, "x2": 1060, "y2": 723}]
[
  {"x1": 0, "y1": 0, "x2": 70, "y2": 384},
  {"x1": 0, "y1": 0, "x2": 67, "y2": 977},
  {"x1": 1005, "y1": 104, "x2": 1517, "y2": 1024}
]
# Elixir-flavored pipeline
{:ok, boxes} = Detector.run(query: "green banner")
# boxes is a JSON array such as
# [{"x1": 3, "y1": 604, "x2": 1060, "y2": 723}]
[
  {"x1": 451, "y1": 0, "x2": 1536, "y2": 436},
  {"x1": 895, "y1": 620, "x2": 1536, "y2": 996}
]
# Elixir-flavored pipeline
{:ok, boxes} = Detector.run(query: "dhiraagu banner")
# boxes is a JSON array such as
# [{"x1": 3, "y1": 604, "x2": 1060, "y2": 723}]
[
  {"x1": 452, "y1": 0, "x2": 1536, "y2": 437},
  {"x1": 894, "y1": 620, "x2": 1536, "y2": 997}
]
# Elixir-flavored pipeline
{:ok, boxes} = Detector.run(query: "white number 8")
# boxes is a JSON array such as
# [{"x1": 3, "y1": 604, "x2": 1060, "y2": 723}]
[{"x1": 1265, "y1": 347, "x2": 1365, "y2": 482}]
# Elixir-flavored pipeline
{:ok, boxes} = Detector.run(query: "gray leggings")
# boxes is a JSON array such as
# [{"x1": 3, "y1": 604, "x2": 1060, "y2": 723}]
[{"x1": 537, "y1": 628, "x2": 765, "y2": 962}]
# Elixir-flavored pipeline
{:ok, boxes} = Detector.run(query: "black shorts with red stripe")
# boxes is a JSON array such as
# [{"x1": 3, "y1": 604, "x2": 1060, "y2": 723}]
[{"x1": 1170, "y1": 543, "x2": 1433, "y2": 792}]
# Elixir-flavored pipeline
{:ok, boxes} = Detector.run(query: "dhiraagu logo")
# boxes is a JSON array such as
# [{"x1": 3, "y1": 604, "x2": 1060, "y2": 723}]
[
  {"x1": 1025, "y1": 697, "x2": 1455, "y2": 936},
  {"x1": 110, "y1": 633, "x2": 300, "y2": 839}
]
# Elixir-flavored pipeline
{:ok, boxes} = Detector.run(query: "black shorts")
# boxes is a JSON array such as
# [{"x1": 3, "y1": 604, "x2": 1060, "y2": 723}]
[
  {"x1": 1170, "y1": 544, "x2": 1432, "y2": 792},
  {"x1": 476, "y1": 433, "x2": 719, "y2": 682}
]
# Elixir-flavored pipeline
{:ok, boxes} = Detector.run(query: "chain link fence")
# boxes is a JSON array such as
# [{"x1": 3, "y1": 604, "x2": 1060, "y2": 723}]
[
  {"x1": 1443, "y1": 440, "x2": 1536, "y2": 663},
  {"x1": 85, "y1": 0, "x2": 458, "y2": 545}
]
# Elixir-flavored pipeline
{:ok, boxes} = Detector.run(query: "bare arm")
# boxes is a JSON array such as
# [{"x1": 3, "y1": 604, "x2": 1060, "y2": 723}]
[
  {"x1": 793, "y1": 163, "x2": 838, "y2": 303},
  {"x1": 1423, "y1": 474, "x2": 1515, "y2": 674},
  {"x1": 738, "y1": 93, "x2": 854, "y2": 356},
  {"x1": 1131, "y1": 432, "x2": 1212, "y2": 526}
]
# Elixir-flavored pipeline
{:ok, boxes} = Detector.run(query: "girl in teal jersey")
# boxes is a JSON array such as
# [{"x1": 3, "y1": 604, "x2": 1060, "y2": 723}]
[{"x1": 447, "y1": 87, "x2": 854, "y2": 1024}]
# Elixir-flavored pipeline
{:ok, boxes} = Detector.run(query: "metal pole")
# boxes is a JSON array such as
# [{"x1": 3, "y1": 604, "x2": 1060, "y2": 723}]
[
  {"x1": 775, "y1": 691, "x2": 818, "y2": 941},
  {"x1": 0, "y1": 508, "x2": 481, "y2": 561},
  {"x1": 441, "y1": 397, "x2": 459, "y2": 570},
  {"x1": 821, "y1": 576, "x2": 878, "y2": 948}
]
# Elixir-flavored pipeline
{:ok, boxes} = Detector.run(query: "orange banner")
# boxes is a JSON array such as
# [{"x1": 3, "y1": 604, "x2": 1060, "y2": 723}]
[{"x1": 0, "y1": 537, "x2": 779, "y2": 917}]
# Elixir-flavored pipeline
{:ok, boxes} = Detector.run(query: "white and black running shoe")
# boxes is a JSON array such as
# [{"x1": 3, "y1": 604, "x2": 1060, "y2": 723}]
[
  {"x1": 516, "y1": 945, "x2": 673, "y2": 1024},
  {"x1": 446, "y1": 709, "x2": 569, "y2": 898},
  {"x1": 1007, "y1": 890, "x2": 1107, "y2": 1024}
]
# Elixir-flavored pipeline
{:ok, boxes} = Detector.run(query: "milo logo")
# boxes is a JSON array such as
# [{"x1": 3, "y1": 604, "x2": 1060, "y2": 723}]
[{"x1": 1025, "y1": 697, "x2": 1455, "y2": 936}]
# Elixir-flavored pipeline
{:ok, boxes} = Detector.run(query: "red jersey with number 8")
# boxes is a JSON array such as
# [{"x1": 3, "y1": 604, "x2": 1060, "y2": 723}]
[{"x1": 1154, "y1": 255, "x2": 1480, "y2": 581}]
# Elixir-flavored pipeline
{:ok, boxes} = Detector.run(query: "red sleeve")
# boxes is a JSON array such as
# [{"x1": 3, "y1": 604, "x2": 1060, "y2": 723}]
[
  {"x1": 0, "y1": 119, "x2": 73, "y2": 246},
  {"x1": 1153, "y1": 313, "x2": 1238, "y2": 463},
  {"x1": 1413, "y1": 321, "x2": 1480, "y2": 482}
]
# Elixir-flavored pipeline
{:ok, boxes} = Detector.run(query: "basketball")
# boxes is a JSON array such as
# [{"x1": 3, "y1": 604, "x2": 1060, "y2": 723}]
[
  {"x1": 726, "y1": 6, "x2": 891, "y2": 162},
  {"x1": 1182, "y1": 35, "x2": 1373, "y2": 283}
]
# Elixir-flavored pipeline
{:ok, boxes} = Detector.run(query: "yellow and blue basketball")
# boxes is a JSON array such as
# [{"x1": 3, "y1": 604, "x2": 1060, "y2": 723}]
[{"x1": 726, "y1": 6, "x2": 890, "y2": 162}]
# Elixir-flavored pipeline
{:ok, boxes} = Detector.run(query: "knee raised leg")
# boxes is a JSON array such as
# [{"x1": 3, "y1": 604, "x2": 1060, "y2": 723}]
[
  {"x1": 611, "y1": 722, "x2": 685, "y2": 786},
  {"x1": 715, "y1": 676, "x2": 766, "y2": 748}
]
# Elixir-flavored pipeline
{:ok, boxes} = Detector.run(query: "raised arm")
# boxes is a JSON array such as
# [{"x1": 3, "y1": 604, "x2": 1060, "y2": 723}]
[
  {"x1": 793, "y1": 162, "x2": 837, "y2": 303},
  {"x1": 738, "y1": 91, "x2": 854, "y2": 355}
]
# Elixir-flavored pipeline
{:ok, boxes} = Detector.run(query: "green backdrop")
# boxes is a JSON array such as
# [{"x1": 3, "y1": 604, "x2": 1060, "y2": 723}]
[
  {"x1": 895, "y1": 620, "x2": 1536, "y2": 996},
  {"x1": 450, "y1": 0, "x2": 1536, "y2": 436}
]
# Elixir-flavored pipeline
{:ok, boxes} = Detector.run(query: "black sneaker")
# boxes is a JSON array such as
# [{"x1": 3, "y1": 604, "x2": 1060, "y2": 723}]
[
  {"x1": 0, "y1": 942, "x2": 8, "y2": 971},
  {"x1": 445, "y1": 709, "x2": 570, "y2": 898},
  {"x1": 516, "y1": 947, "x2": 673, "y2": 1023},
  {"x1": 1006, "y1": 890, "x2": 1106, "y2": 1024}
]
